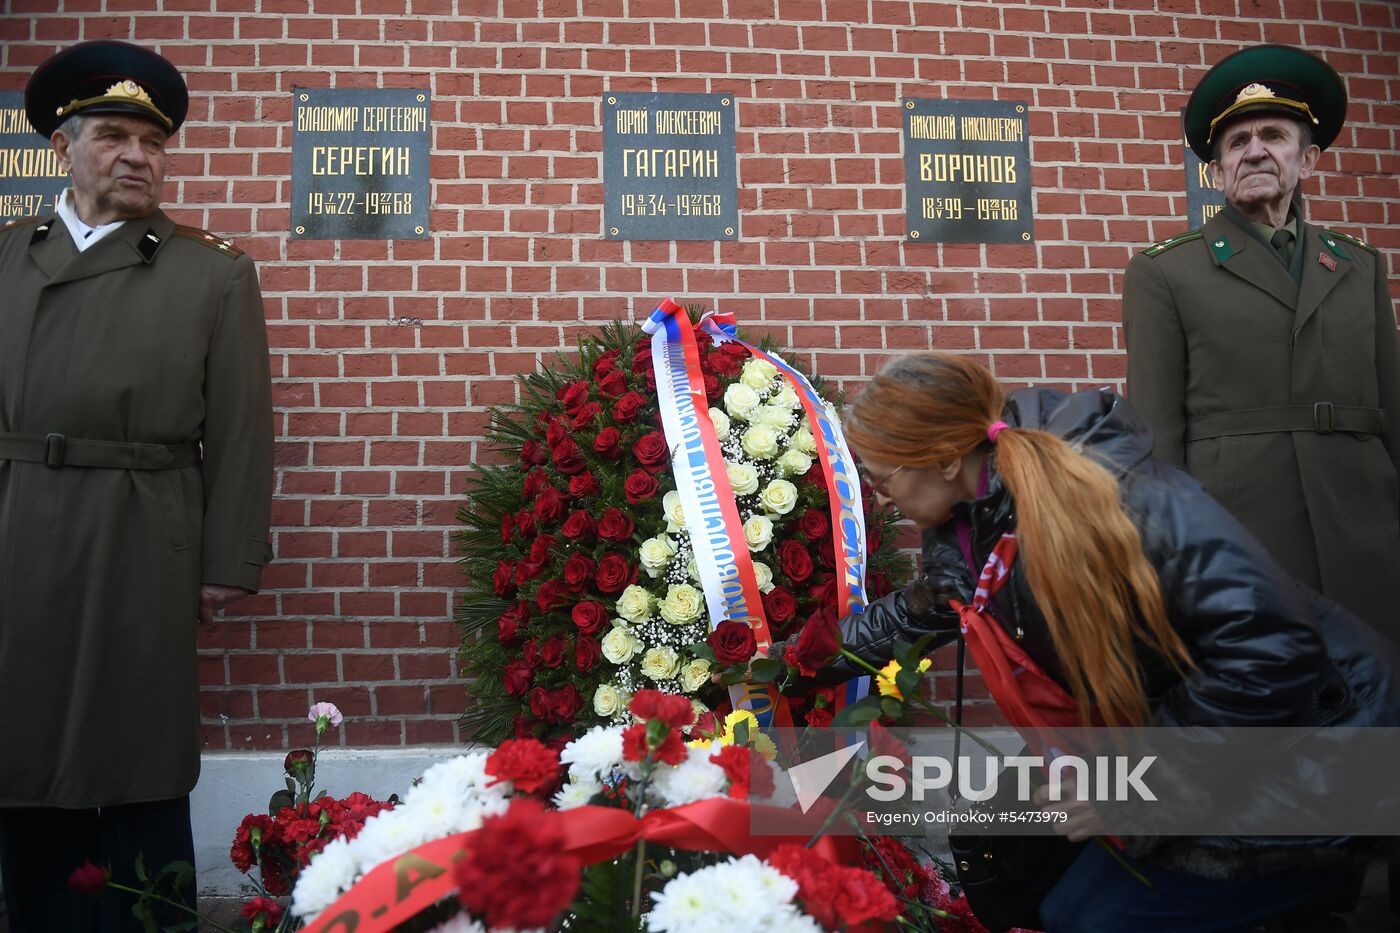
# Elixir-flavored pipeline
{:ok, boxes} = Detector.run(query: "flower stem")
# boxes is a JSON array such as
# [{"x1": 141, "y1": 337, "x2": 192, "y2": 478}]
[{"x1": 104, "y1": 881, "x2": 240, "y2": 933}]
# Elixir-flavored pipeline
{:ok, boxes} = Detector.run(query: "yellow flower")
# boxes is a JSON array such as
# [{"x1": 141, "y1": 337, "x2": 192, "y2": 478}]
[
  {"x1": 877, "y1": 657, "x2": 932, "y2": 700},
  {"x1": 686, "y1": 708, "x2": 777, "y2": 759}
]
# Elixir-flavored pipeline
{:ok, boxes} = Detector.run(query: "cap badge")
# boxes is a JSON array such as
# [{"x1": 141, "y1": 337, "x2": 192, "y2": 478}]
[{"x1": 1236, "y1": 83, "x2": 1276, "y2": 104}]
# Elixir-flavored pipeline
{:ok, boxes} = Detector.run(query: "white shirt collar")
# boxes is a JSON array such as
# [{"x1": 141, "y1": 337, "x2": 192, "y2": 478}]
[{"x1": 56, "y1": 188, "x2": 125, "y2": 252}]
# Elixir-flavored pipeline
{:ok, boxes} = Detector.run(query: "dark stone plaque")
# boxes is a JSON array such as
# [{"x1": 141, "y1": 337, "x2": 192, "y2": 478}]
[
  {"x1": 0, "y1": 91, "x2": 68, "y2": 222},
  {"x1": 291, "y1": 87, "x2": 430, "y2": 239},
  {"x1": 1182, "y1": 109, "x2": 1225, "y2": 230},
  {"x1": 603, "y1": 92, "x2": 737, "y2": 241},
  {"x1": 901, "y1": 98, "x2": 1034, "y2": 243}
]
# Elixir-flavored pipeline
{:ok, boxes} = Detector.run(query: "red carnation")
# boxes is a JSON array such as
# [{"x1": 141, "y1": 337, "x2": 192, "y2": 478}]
[
  {"x1": 621, "y1": 722, "x2": 687, "y2": 766},
  {"x1": 624, "y1": 469, "x2": 660, "y2": 503},
  {"x1": 502, "y1": 658, "x2": 533, "y2": 696},
  {"x1": 575, "y1": 634, "x2": 602, "y2": 672},
  {"x1": 230, "y1": 814, "x2": 277, "y2": 873},
  {"x1": 571, "y1": 600, "x2": 607, "y2": 633},
  {"x1": 493, "y1": 560, "x2": 517, "y2": 598},
  {"x1": 707, "y1": 619, "x2": 758, "y2": 666},
  {"x1": 562, "y1": 553, "x2": 596, "y2": 591},
  {"x1": 613, "y1": 391, "x2": 646, "y2": 423},
  {"x1": 539, "y1": 634, "x2": 566, "y2": 668},
  {"x1": 798, "y1": 508, "x2": 830, "y2": 541},
  {"x1": 791, "y1": 609, "x2": 841, "y2": 677},
  {"x1": 632, "y1": 430, "x2": 670, "y2": 473},
  {"x1": 569, "y1": 470, "x2": 602, "y2": 498},
  {"x1": 561, "y1": 509, "x2": 596, "y2": 540},
  {"x1": 519, "y1": 440, "x2": 547, "y2": 467},
  {"x1": 68, "y1": 861, "x2": 109, "y2": 896},
  {"x1": 596, "y1": 507, "x2": 635, "y2": 542},
  {"x1": 710, "y1": 745, "x2": 776, "y2": 799},
  {"x1": 486, "y1": 738, "x2": 561, "y2": 793},
  {"x1": 597, "y1": 368, "x2": 627, "y2": 398},
  {"x1": 557, "y1": 379, "x2": 591, "y2": 413},
  {"x1": 629, "y1": 688, "x2": 696, "y2": 727},
  {"x1": 455, "y1": 799, "x2": 581, "y2": 930},
  {"x1": 805, "y1": 705, "x2": 834, "y2": 728},
  {"x1": 592, "y1": 426, "x2": 623, "y2": 459},
  {"x1": 595, "y1": 553, "x2": 636, "y2": 593},
  {"x1": 778, "y1": 538, "x2": 814, "y2": 583},
  {"x1": 762, "y1": 586, "x2": 798, "y2": 625},
  {"x1": 241, "y1": 896, "x2": 285, "y2": 928}
]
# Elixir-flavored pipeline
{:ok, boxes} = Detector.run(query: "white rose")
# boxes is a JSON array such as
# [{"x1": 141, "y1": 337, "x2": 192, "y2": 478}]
[
  {"x1": 752, "y1": 560, "x2": 774, "y2": 593},
  {"x1": 726, "y1": 460, "x2": 759, "y2": 496},
  {"x1": 593, "y1": 683, "x2": 626, "y2": 717},
  {"x1": 773, "y1": 384, "x2": 802, "y2": 410},
  {"x1": 741, "y1": 358, "x2": 780, "y2": 390},
  {"x1": 777, "y1": 449, "x2": 813, "y2": 477},
  {"x1": 639, "y1": 535, "x2": 678, "y2": 578},
  {"x1": 662, "y1": 490, "x2": 686, "y2": 532},
  {"x1": 754, "y1": 404, "x2": 794, "y2": 430},
  {"x1": 743, "y1": 515, "x2": 774, "y2": 551},
  {"x1": 615, "y1": 584, "x2": 655, "y2": 623},
  {"x1": 601, "y1": 626, "x2": 642, "y2": 664},
  {"x1": 760, "y1": 479, "x2": 799, "y2": 515},
  {"x1": 659, "y1": 583, "x2": 705, "y2": 625},
  {"x1": 741, "y1": 425, "x2": 781, "y2": 460},
  {"x1": 708, "y1": 407, "x2": 731, "y2": 439},
  {"x1": 791, "y1": 425, "x2": 817, "y2": 454},
  {"x1": 640, "y1": 646, "x2": 681, "y2": 681},
  {"x1": 723, "y1": 383, "x2": 761, "y2": 420},
  {"x1": 678, "y1": 658, "x2": 712, "y2": 692}
]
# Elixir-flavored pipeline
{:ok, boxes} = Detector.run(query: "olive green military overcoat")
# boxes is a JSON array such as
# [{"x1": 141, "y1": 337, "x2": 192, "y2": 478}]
[
  {"x1": 1124, "y1": 210, "x2": 1400, "y2": 642},
  {"x1": 0, "y1": 210, "x2": 273, "y2": 807}
]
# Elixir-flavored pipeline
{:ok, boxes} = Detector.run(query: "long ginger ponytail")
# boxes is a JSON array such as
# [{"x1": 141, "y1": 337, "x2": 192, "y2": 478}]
[{"x1": 845, "y1": 353, "x2": 1192, "y2": 728}]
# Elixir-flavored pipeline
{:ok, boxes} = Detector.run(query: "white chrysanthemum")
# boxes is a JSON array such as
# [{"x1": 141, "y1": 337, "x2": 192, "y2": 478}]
[
  {"x1": 647, "y1": 873, "x2": 712, "y2": 932},
  {"x1": 741, "y1": 424, "x2": 781, "y2": 460},
  {"x1": 639, "y1": 535, "x2": 678, "y2": 578},
  {"x1": 650, "y1": 747, "x2": 728, "y2": 806},
  {"x1": 601, "y1": 625, "x2": 642, "y2": 664},
  {"x1": 640, "y1": 645, "x2": 681, "y2": 680},
  {"x1": 772, "y1": 384, "x2": 802, "y2": 410},
  {"x1": 740, "y1": 358, "x2": 780, "y2": 390},
  {"x1": 725, "y1": 460, "x2": 759, "y2": 495},
  {"x1": 708, "y1": 407, "x2": 731, "y2": 438},
  {"x1": 561, "y1": 724, "x2": 625, "y2": 781},
  {"x1": 400, "y1": 781, "x2": 479, "y2": 835},
  {"x1": 290, "y1": 835, "x2": 358, "y2": 918},
  {"x1": 678, "y1": 658, "x2": 711, "y2": 692},
  {"x1": 723, "y1": 383, "x2": 760, "y2": 420},
  {"x1": 760, "y1": 479, "x2": 799, "y2": 515},
  {"x1": 777, "y1": 449, "x2": 813, "y2": 477},
  {"x1": 616, "y1": 584, "x2": 655, "y2": 623},
  {"x1": 593, "y1": 682, "x2": 626, "y2": 717},
  {"x1": 348, "y1": 807, "x2": 437, "y2": 875},
  {"x1": 754, "y1": 404, "x2": 795, "y2": 430},
  {"x1": 647, "y1": 855, "x2": 806, "y2": 932},
  {"x1": 552, "y1": 778, "x2": 602, "y2": 810},
  {"x1": 662, "y1": 490, "x2": 686, "y2": 532},
  {"x1": 659, "y1": 583, "x2": 704, "y2": 625},
  {"x1": 743, "y1": 515, "x2": 774, "y2": 551},
  {"x1": 415, "y1": 752, "x2": 493, "y2": 799},
  {"x1": 752, "y1": 561, "x2": 775, "y2": 593},
  {"x1": 791, "y1": 424, "x2": 817, "y2": 454}
]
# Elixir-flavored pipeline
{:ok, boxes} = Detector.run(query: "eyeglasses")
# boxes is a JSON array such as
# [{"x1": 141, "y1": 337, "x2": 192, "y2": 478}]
[{"x1": 866, "y1": 465, "x2": 905, "y2": 497}]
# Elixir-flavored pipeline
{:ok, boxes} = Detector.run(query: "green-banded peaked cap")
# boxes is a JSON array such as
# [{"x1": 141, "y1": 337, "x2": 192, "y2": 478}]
[{"x1": 1185, "y1": 44, "x2": 1346, "y2": 161}]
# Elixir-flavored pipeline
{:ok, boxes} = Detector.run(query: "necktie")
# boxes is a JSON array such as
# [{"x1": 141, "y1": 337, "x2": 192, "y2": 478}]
[{"x1": 1270, "y1": 227, "x2": 1294, "y2": 265}]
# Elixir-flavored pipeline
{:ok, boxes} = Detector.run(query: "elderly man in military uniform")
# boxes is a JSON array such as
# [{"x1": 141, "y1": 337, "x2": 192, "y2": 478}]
[
  {"x1": 1123, "y1": 44, "x2": 1400, "y2": 645},
  {"x1": 0, "y1": 41, "x2": 273, "y2": 930}
]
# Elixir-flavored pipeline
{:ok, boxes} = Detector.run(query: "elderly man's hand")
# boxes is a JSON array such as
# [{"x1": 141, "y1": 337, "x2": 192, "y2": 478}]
[{"x1": 200, "y1": 584, "x2": 250, "y2": 624}]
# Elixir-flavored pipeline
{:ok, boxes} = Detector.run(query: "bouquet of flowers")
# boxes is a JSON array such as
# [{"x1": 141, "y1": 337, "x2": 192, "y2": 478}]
[{"x1": 457, "y1": 307, "x2": 905, "y2": 746}]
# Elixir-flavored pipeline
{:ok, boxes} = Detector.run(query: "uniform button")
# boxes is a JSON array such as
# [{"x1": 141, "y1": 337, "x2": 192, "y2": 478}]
[{"x1": 1214, "y1": 240, "x2": 1225, "y2": 248}]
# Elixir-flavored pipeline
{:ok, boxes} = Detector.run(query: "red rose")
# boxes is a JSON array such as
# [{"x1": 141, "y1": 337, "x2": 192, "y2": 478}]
[
  {"x1": 592, "y1": 426, "x2": 622, "y2": 459},
  {"x1": 528, "y1": 686, "x2": 551, "y2": 720},
  {"x1": 512, "y1": 712, "x2": 539, "y2": 739},
  {"x1": 455, "y1": 799, "x2": 581, "y2": 930},
  {"x1": 523, "y1": 638, "x2": 539, "y2": 667},
  {"x1": 569, "y1": 470, "x2": 601, "y2": 498},
  {"x1": 548, "y1": 684, "x2": 583, "y2": 721},
  {"x1": 631, "y1": 341, "x2": 653, "y2": 374},
  {"x1": 623, "y1": 468, "x2": 659, "y2": 503},
  {"x1": 809, "y1": 577, "x2": 838, "y2": 610},
  {"x1": 557, "y1": 379, "x2": 591, "y2": 413},
  {"x1": 791, "y1": 609, "x2": 841, "y2": 677},
  {"x1": 629, "y1": 688, "x2": 696, "y2": 727},
  {"x1": 535, "y1": 579, "x2": 566, "y2": 612},
  {"x1": 522, "y1": 468, "x2": 548, "y2": 498},
  {"x1": 709, "y1": 346, "x2": 743, "y2": 377},
  {"x1": 493, "y1": 560, "x2": 517, "y2": 598},
  {"x1": 597, "y1": 368, "x2": 627, "y2": 398},
  {"x1": 592, "y1": 351, "x2": 619, "y2": 378},
  {"x1": 778, "y1": 539, "x2": 814, "y2": 583},
  {"x1": 801, "y1": 462, "x2": 824, "y2": 486},
  {"x1": 545, "y1": 417, "x2": 569, "y2": 449},
  {"x1": 502, "y1": 658, "x2": 533, "y2": 696},
  {"x1": 514, "y1": 509, "x2": 537, "y2": 538},
  {"x1": 486, "y1": 738, "x2": 561, "y2": 793},
  {"x1": 707, "y1": 619, "x2": 758, "y2": 666},
  {"x1": 596, "y1": 507, "x2": 635, "y2": 543},
  {"x1": 519, "y1": 440, "x2": 547, "y2": 467},
  {"x1": 798, "y1": 508, "x2": 829, "y2": 541},
  {"x1": 762, "y1": 586, "x2": 797, "y2": 624},
  {"x1": 594, "y1": 553, "x2": 636, "y2": 592},
  {"x1": 560, "y1": 509, "x2": 596, "y2": 540},
  {"x1": 501, "y1": 512, "x2": 517, "y2": 544},
  {"x1": 691, "y1": 710, "x2": 720, "y2": 739},
  {"x1": 570, "y1": 600, "x2": 607, "y2": 633},
  {"x1": 575, "y1": 634, "x2": 602, "y2": 672},
  {"x1": 68, "y1": 862, "x2": 109, "y2": 896},
  {"x1": 533, "y1": 485, "x2": 569, "y2": 525},
  {"x1": 550, "y1": 437, "x2": 586, "y2": 475},
  {"x1": 562, "y1": 553, "x2": 596, "y2": 591},
  {"x1": 702, "y1": 372, "x2": 720, "y2": 400},
  {"x1": 869, "y1": 569, "x2": 893, "y2": 598},
  {"x1": 528, "y1": 533, "x2": 555, "y2": 565},
  {"x1": 538, "y1": 634, "x2": 566, "y2": 668},
  {"x1": 632, "y1": 430, "x2": 670, "y2": 473},
  {"x1": 497, "y1": 602, "x2": 529, "y2": 643},
  {"x1": 612, "y1": 391, "x2": 645, "y2": 423},
  {"x1": 570, "y1": 401, "x2": 602, "y2": 429}
]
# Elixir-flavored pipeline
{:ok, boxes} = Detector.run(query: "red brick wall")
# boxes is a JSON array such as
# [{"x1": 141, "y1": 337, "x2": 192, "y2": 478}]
[{"x1": 3, "y1": 0, "x2": 1397, "y2": 749}]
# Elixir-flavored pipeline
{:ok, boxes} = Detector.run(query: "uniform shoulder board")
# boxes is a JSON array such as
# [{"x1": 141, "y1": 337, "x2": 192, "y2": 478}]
[
  {"x1": 1322, "y1": 229, "x2": 1377, "y2": 256},
  {"x1": 1143, "y1": 230, "x2": 1204, "y2": 257},
  {"x1": 0, "y1": 215, "x2": 43, "y2": 235},
  {"x1": 172, "y1": 224, "x2": 245, "y2": 258}
]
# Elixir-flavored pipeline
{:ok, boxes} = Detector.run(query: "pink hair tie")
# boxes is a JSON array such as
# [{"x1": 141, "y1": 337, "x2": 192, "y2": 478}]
[{"x1": 987, "y1": 421, "x2": 1009, "y2": 443}]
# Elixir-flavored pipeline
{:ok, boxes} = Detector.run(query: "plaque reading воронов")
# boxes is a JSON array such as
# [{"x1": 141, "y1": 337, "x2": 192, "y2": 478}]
[
  {"x1": 291, "y1": 87, "x2": 430, "y2": 240},
  {"x1": 0, "y1": 91, "x2": 69, "y2": 223},
  {"x1": 902, "y1": 99, "x2": 1034, "y2": 244},
  {"x1": 603, "y1": 92, "x2": 738, "y2": 241},
  {"x1": 1182, "y1": 110, "x2": 1225, "y2": 230}
]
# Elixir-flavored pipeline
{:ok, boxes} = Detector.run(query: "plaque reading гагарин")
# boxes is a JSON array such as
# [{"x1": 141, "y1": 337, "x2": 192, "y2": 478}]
[
  {"x1": 291, "y1": 87, "x2": 430, "y2": 240},
  {"x1": 902, "y1": 99, "x2": 1034, "y2": 244},
  {"x1": 0, "y1": 91, "x2": 68, "y2": 223},
  {"x1": 603, "y1": 92, "x2": 738, "y2": 241}
]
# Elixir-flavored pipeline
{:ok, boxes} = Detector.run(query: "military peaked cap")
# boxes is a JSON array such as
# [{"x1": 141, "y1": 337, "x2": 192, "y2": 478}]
[{"x1": 24, "y1": 40, "x2": 188, "y2": 139}]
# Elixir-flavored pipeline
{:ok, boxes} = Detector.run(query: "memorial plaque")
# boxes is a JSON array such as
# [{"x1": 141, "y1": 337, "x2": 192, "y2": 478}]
[
  {"x1": 603, "y1": 92, "x2": 738, "y2": 241},
  {"x1": 0, "y1": 91, "x2": 68, "y2": 223},
  {"x1": 901, "y1": 98, "x2": 1034, "y2": 243},
  {"x1": 291, "y1": 87, "x2": 430, "y2": 239},
  {"x1": 1182, "y1": 110, "x2": 1225, "y2": 229}
]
